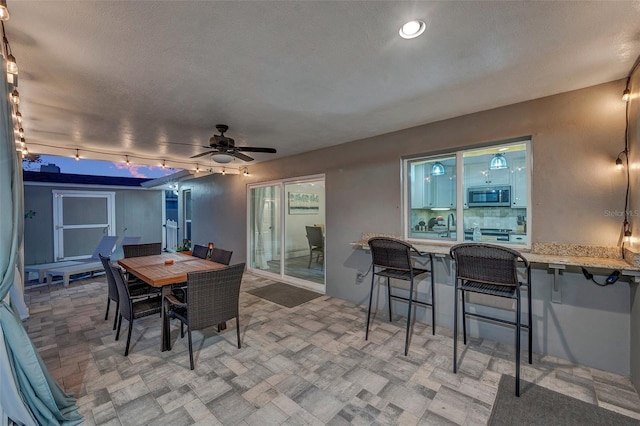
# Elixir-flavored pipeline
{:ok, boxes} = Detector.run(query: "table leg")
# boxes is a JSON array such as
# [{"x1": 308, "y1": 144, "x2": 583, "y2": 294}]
[{"x1": 161, "y1": 286, "x2": 171, "y2": 351}]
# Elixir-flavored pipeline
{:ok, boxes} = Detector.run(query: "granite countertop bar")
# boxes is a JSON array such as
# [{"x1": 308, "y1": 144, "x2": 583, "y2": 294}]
[{"x1": 352, "y1": 233, "x2": 640, "y2": 273}]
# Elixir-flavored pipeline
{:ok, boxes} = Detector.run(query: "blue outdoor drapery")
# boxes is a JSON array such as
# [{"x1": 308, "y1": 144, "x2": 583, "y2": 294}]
[{"x1": 0, "y1": 57, "x2": 82, "y2": 425}]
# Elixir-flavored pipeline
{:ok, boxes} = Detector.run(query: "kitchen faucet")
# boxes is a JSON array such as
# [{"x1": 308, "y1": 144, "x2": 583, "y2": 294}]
[{"x1": 447, "y1": 213, "x2": 456, "y2": 237}]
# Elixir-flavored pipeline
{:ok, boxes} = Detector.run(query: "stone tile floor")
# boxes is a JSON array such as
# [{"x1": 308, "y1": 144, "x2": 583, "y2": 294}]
[{"x1": 23, "y1": 273, "x2": 640, "y2": 425}]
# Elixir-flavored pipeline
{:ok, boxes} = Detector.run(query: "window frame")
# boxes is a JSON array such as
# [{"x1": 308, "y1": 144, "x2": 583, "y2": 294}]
[{"x1": 402, "y1": 137, "x2": 532, "y2": 248}]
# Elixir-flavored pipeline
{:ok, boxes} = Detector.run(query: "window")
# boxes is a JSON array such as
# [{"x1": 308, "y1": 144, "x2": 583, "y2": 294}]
[{"x1": 404, "y1": 139, "x2": 531, "y2": 246}]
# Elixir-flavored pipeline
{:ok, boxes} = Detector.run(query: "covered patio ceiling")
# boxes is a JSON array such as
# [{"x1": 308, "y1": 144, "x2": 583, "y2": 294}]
[{"x1": 6, "y1": 1, "x2": 640, "y2": 172}]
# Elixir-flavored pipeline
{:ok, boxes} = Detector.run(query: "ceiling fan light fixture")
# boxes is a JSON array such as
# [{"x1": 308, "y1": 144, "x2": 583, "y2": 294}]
[
  {"x1": 399, "y1": 20, "x2": 426, "y2": 39},
  {"x1": 211, "y1": 153, "x2": 234, "y2": 164},
  {"x1": 489, "y1": 153, "x2": 508, "y2": 170}
]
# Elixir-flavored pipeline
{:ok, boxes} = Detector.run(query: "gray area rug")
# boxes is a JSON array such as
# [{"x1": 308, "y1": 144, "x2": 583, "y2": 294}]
[
  {"x1": 489, "y1": 375, "x2": 639, "y2": 425},
  {"x1": 247, "y1": 282, "x2": 322, "y2": 308}
]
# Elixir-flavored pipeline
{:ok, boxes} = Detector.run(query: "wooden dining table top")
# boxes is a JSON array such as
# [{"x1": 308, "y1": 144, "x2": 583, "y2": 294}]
[{"x1": 118, "y1": 253, "x2": 226, "y2": 287}]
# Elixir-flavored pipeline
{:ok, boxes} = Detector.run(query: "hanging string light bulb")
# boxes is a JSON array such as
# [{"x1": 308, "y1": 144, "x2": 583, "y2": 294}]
[
  {"x1": 75, "y1": 149, "x2": 80, "y2": 161},
  {"x1": 17, "y1": 127, "x2": 23, "y2": 138},
  {"x1": 125, "y1": 155, "x2": 130, "y2": 166},
  {"x1": 221, "y1": 167, "x2": 226, "y2": 175},
  {"x1": 161, "y1": 160, "x2": 166, "y2": 169},
  {"x1": 9, "y1": 88, "x2": 19, "y2": 104},
  {"x1": 195, "y1": 164, "x2": 200, "y2": 173},
  {"x1": 15, "y1": 110, "x2": 22, "y2": 125},
  {"x1": 0, "y1": 0, "x2": 10, "y2": 21}
]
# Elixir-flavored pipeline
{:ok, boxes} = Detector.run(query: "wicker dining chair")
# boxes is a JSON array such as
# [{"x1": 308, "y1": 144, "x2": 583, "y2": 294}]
[
  {"x1": 122, "y1": 242, "x2": 162, "y2": 258},
  {"x1": 191, "y1": 244, "x2": 209, "y2": 259},
  {"x1": 366, "y1": 237, "x2": 435, "y2": 356},
  {"x1": 450, "y1": 243, "x2": 532, "y2": 397},
  {"x1": 163, "y1": 263, "x2": 246, "y2": 369},
  {"x1": 210, "y1": 248, "x2": 233, "y2": 265},
  {"x1": 108, "y1": 263, "x2": 162, "y2": 356},
  {"x1": 99, "y1": 254, "x2": 158, "y2": 331}
]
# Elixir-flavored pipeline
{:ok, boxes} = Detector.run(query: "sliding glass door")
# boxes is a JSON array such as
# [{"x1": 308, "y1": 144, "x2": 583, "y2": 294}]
[{"x1": 248, "y1": 175, "x2": 325, "y2": 292}]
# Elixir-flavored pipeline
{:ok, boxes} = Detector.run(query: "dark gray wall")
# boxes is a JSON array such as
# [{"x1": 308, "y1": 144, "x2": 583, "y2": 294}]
[
  {"x1": 23, "y1": 184, "x2": 163, "y2": 264},
  {"x1": 186, "y1": 80, "x2": 636, "y2": 376}
]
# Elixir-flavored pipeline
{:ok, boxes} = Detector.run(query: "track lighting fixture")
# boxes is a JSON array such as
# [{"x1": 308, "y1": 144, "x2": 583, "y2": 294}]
[{"x1": 0, "y1": 1, "x2": 9, "y2": 21}]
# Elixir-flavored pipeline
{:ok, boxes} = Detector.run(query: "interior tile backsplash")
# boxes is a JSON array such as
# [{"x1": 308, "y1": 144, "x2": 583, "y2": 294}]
[
  {"x1": 411, "y1": 207, "x2": 526, "y2": 231},
  {"x1": 463, "y1": 207, "x2": 526, "y2": 230}
]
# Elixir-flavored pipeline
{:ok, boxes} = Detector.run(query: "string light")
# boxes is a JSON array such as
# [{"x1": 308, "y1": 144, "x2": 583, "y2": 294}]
[
  {"x1": 221, "y1": 167, "x2": 226, "y2": 175},
  {"x1": 242, "y1": 167, "x2": 249, "y2": 177},
  {"x1": 19, "y1": 137, "x2": 24, "y2": 147},
  {"x1": 17, "y1": 127, "x2": 23, "y2": 138},
  {"x1": 161, "y1": 160, "x2": 166, "y2": 169},
  {"x1": 125, "y1": 155, "x2": 130, "y2": 166},
  {"x1": 9, "y1": 88, "x2": 19, "y2": 104},
  {"x1": 0, "y1": 0, "x2": 9, "y2": 21},
  {"x1": 622, "y1": 88, "x2": 631, "y2": 102},
  {"x1": 15, "y1": 111, "x2": 22, "y2": 125},
  {"x1": 75, "y1": 149, "x2": 80, "y2": 161},
  {"x1": 195, "y1": 164, "x2": 200, "y2": 173}
]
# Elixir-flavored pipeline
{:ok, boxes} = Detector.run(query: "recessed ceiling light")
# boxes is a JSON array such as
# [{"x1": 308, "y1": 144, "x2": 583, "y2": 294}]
[{"x1": 399, "y1": 20, "x2": 426, "y2": 39}]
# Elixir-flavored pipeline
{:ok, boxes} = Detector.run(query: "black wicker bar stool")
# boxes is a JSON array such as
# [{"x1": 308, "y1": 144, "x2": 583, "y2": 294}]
[
  {"x1": 450, "y1": 243, "x2": 532, "y2": 397},
  {"x1": 365, "y1": 237, "x2": 436, "y2": 356}
]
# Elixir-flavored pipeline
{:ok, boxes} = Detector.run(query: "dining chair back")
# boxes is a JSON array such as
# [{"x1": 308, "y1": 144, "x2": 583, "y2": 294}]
[
  {"x1": 123, "y1": 242, "x2": 162, "y2": 258},
  {"x1": 366, "y1": 237, "x2": 435, "y2": 355},
  {"x1": 450, "y1": 243, "x2": 532, "y2": 397},
  {"x1": 164, "y1": 263, "x2": 246, "y2": 369},
  {"x1": 108, "y1": 263, "x2": 161, "y2": 356},
  {"x1": 305, "y1": 226, "x2": 324, "y2": 268},
  {"x1": 210, "y1": 248, "x2": 233, "y2": 265},
  {"x1": 191, "y1": 244, "x2": 209, "y2": 259}
]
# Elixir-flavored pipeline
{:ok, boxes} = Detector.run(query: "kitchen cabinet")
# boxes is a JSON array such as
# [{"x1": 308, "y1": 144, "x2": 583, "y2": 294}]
[
  {"x1": 465, "y1": 162, "x2": 510, "y2": 186},
  {"x1": 410, "y1": 164, "x2": 425, "y2": 208},
  {"x1": 429, "y1": 169, "x2": 456, "y2": 208},
  {"x1": 510, "y1": 158, "x2": 527, "y2": 207}
]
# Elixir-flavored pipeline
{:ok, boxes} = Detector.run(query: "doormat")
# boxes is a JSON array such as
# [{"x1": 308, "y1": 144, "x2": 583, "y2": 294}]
[
  {"x1": 489, "y1": 375, "x2": 639, "y2": 425},
  {"x1": 247, "y1": 282, "x2": 322, "y2": 308}
]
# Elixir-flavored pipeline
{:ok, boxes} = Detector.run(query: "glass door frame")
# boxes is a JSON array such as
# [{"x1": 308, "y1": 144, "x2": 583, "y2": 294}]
[{"x1": 247, "y1": 174, "x2": 326, "y2": 293}]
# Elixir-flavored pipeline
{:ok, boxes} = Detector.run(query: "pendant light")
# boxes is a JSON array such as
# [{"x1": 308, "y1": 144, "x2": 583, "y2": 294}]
[
  {"x1": 489, "y1": 153, "x2": 508, "y2": 170},
  {"x1": 431, "y1": 162, "x2": 445, "y2": 176}
]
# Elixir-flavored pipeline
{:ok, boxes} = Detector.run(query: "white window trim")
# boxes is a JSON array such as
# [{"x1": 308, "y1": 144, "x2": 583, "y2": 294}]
[{"x1": 402, "y1": 138, "x2": 532, "y2": 249}]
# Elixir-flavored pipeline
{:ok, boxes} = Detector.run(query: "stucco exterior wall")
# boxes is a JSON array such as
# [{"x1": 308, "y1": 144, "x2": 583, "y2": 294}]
[
  {"x1": 187, "y1": 80, "x2": 635, "y2": 376},
  {"x1": 23, "y1": 184, "x2": 163, "y2": 265}
]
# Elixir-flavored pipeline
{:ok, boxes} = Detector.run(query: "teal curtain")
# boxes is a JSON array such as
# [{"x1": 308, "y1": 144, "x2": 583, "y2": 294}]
[{"x1": 0, "y1": 58, "x2": 82, "y2": 425}]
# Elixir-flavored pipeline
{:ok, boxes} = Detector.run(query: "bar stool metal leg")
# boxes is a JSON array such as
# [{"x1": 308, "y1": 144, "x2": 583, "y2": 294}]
[
  {"x1": 387, "y1": 277, "x2": 392, "y2": 321},
  {"x1": 453, "y1": 280, "x2": 459, "y2": 374},
  {"x1": 430, "y1": 260, "x2": 436, "y2": 335},
  {"x1": 461, "y1": 289, "x2": 467, "y2": 345},
  {"x1": 365, "y1": 270, "x2": 376, "y2": 341},
  {"x1": 404, "y1": 276, "x2": 414, "y2": 356},
  {"x1": 516, "y1": 286, "x2": 521, "y2": 397}
]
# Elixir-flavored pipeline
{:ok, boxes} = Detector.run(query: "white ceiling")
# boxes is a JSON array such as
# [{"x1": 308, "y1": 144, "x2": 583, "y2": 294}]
[{"x1": 6, "y1": 1, "x2": 640, "y2": 171}]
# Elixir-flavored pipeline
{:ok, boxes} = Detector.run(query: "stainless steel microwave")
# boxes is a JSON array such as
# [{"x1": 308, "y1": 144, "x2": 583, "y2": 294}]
[{"x1": 467, "y1": 185, "x2": 511, "y2": 207}]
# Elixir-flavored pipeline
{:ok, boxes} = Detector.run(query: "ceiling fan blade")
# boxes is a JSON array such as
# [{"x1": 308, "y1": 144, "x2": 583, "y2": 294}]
[
  {"x1": 236, "y1": 147, "x2": 277, "y2": 153},
  {"x1": 231, "y1": 151, "x2": 255, "y2": 162},
  {"x1": 190, "y1": 151, "x2": 215, "y2": 159}
]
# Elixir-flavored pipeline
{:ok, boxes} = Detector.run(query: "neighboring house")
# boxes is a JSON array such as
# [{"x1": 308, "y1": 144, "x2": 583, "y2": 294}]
[{"x1": 23, "y1": 170, "x2": 164, "y2": 265}]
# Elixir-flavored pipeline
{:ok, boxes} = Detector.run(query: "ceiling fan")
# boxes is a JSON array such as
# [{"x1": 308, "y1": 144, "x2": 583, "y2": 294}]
[{"x1": 190, "y1": 124, "x2": 277, "y2": 163}]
